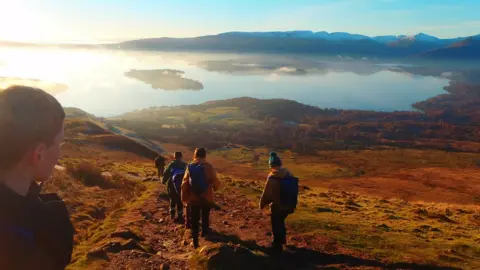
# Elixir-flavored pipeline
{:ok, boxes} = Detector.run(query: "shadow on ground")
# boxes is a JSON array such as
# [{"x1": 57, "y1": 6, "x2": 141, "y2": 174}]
[{"x1": 199, "y1": 231, "x2": 461, "y2": 270}]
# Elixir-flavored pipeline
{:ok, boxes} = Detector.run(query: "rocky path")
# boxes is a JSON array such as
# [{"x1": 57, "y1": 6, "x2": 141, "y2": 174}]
[
  {"x1": 103, "y1": 178, "x2": 274, "y2": 269},
  {"x1": 89, "y1": 175, "x2": 456, "y2": 270},
  {"x1": 88, "y1": 177, "x2": 408, "y2": 269}
]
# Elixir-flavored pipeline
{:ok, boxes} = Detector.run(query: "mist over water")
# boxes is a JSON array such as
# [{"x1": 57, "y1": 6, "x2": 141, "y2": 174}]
[{"x1": 0, "y1": 47, "x2": 450, "y2": 117}]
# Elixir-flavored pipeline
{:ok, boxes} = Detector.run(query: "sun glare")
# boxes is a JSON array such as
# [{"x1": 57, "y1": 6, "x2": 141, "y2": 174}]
[{"x1": 0, "y1": 2, "x2": 50, "y2": 42}]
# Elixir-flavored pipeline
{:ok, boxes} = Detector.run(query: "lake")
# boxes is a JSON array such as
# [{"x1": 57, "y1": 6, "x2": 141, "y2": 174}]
[{"x1": 0, "y1": 47, "x2": 449, "y2": 117}]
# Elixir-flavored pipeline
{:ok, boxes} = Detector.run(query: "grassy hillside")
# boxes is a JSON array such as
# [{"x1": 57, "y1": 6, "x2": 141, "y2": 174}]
[
  {"x1": 36, "y1": 110, "x2": 480, "y2": 269},
  {"x1": 109, "y1": 89, "x2": 480, "y2": 154}
]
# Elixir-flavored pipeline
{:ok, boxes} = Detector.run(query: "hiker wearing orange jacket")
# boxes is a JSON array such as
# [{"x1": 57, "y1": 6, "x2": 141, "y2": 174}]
[{"x1": 181, "y1": 148, "x2": 221, "y2": 248}]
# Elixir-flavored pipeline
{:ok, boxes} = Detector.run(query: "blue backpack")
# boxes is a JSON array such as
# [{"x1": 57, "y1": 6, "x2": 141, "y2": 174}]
[
  {"x1": 171, "y1": 167, "x2": 185, "y2": 194},
  {"x1": 279, "y1": 175, "x2": 299, "y2": 209},
  {"x1": 188, "y1": 163, "x2": 209, "y2": 196}
]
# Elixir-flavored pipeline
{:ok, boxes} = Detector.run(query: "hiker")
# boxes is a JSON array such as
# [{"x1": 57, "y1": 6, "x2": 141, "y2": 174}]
[
  {"x1": 260, "y1": 152, "x2": 298, "y2": 254},
  {"x1": 0, "y1": 86, "x2": 74, "y2": 270},
  {"x1": 181, "y1": 148, "x2": 221, "y2": 248},
  {"x1": 154, "y1": 154, "x2": 166, "y2": 177},
  {"x1": 162, "y1": 152, "x2": 187, "y2": 221}
]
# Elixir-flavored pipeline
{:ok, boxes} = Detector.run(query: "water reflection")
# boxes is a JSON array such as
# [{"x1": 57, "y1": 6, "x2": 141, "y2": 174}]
[
  {"x1": 197, "y1": 58, "x2": 392, "y2": 76},
  {"x1": 0, "y1": 48, "x2": 456, "y2": 116}
]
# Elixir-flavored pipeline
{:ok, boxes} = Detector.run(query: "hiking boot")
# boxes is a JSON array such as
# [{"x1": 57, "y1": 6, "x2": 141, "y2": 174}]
[
  {"x1": 192, "y1": 239, "x2": 199, "y2": 249},
  {"x1": 269, "y1": 242, "x2": 283, "y2": 255},
  {"x1": 200, "y1": 228, "x2": 210, "y2": 238},
  {"x1": 170, "y1": 213, "x2": 175, "y2": 220}
]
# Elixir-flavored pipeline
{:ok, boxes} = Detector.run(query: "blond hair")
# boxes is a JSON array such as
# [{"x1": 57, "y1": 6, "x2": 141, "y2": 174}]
[{"x1": 0, "y1": 85, "x2": 65, "y2": 170}]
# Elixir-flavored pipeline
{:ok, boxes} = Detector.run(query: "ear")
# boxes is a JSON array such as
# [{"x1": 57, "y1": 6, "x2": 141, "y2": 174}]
[{"x1": 32, "y1": 143, "x2": 47, "y2": 165}]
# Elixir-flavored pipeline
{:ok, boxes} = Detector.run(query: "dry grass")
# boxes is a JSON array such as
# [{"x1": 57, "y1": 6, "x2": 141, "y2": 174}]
[
  {"x1": 65, "y1": 162, "x2": 115, "y2": 189},
  {"x1": 212, "y1": 146, "x2": 480, "y2": 269},
  {"x1": 286, "y1": 188, "x2": 480, "y2": 269}
]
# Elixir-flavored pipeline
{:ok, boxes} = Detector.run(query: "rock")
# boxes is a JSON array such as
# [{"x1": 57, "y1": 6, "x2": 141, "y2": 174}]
[
  {"x1": 445, "y1": 208, "x2": 453, "y2": 216},
  {"x1": 356, "y1": 170, "x2": 366, "y2": 175},
  {"x1": 315, "y1": 207, "x2": 335, "y2": 213},
  {"x1": 158, "y1": 218, "x2": 165, "y2": 223},
  {"x1": 415, "y1": 208, "x2": 428, "y2": 215},
  {"x1": 101, "y1": 239, "x2": 146, "y2": 254},
  {"x1": 143, "y1": 177, "x2": 155, "y2": 182},
  {"x1": 300, "y1": 185, "x2": 311, "y2": 191},
  {"x1": 346, "y1": 200, "x2": 362, "y2": 208},
  {"x1": 190, "y1": 243, "x2": 274, "y2": 270},
  {"x1": 110, "y1": 229, "x2": 144, "y2": 241},
  {"x1": 141, "y1": 211, "x2": 153, "y2": 219},
  {"x1": 318, "y1": 192, "x2": 329, "y2": 198},
  {"x1": 160, "y1": 263, "x2": 170, "y2": 270},
  {"x1": 420, "y1": 225, "x2": 432, "y2": 230},
  {"x1": 87, "y1": 246, "x2": 107, "y2": 259},
  {"x1": 345, "y1": 206, "x2": 360, "y2": 211},
  {"x1": 376, "y1": 224, "x2": 391, "y2": 231}
]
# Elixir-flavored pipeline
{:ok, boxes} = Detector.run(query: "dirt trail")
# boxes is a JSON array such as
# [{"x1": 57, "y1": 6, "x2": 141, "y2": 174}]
[{"x1": 95, "y1": 178, "x2": 456, "y2": 270}]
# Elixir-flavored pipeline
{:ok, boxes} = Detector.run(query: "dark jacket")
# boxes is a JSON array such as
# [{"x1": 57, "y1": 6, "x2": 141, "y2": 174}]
[
  {"x1": 0, "y1": 184, "x2": 74, "y2": 270},
  {"x1": 154, "y1": 156, "x2": 166, "y2": 169},
  {"x1": 162, "y1": 159, "x2": 187, "y2": 185},
  {"x1": 259, "y1": 168, "x2": 296, "y2": 213}
]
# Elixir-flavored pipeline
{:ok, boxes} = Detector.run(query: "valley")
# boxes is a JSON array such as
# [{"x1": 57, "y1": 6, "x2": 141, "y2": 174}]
[{"x1": 46, "y1": 82, "x2": 480, "y2": 269}]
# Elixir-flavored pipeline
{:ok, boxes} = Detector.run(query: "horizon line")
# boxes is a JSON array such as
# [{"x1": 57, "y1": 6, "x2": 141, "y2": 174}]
[{"x1": 2, "y1": 30, "x2": 479, "y2": 45}]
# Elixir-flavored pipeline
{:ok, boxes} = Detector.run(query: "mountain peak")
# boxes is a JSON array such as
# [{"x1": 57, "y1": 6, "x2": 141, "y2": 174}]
[{"x1": 414, "y1": 33, "x2": 440, "y2": 42}]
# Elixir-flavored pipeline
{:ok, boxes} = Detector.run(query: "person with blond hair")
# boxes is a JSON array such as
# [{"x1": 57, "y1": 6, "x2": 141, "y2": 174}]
[{"x1": 0, "y1": 86, "x2": 74, "y2": 269}]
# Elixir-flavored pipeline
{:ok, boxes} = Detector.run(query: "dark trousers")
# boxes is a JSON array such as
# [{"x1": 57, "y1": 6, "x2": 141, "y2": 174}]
[
  {"x1": 157, "y1": 166, "x2": 164, "y2": 177},
  {"x1": 167, "y1": 182, "x2": 183, "y2": 217},
  {"x1": 191, "y1": 205, "x2": 210, "y2": 240},
  {"x1": 271, "y1": 211, "x2": 289, "y2": 246},
  {"x1": 185, "y1": 205, "x2": 192, "y2": 228}
]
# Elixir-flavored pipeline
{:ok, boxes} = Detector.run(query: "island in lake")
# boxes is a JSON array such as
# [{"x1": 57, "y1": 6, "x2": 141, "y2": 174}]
[{"x1": 124, "y1": 69, "x2": 203, "y2": 91}]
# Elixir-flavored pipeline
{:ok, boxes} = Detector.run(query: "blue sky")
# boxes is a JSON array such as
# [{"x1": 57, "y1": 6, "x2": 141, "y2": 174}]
[{"x1": 2, "y1": 0, "x2": 479, "y2": 42}]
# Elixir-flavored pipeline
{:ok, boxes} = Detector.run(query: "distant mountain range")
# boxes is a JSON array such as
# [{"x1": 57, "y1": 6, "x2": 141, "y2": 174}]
[
  {"x1": 217, "y1": 31, "x2": 468, "y2": 45},
  {"x1": 1, "y1": 30, "x2": 478, "y2": 60},
  {"x1": 113, "y1": 31, "x2": 480, "y2": 60}
]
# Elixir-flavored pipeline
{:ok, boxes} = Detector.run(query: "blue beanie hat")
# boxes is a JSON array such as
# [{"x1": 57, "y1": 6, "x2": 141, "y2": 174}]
[{"x1": 269, "y1": 152, "x2": 282, "y2": 168}]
